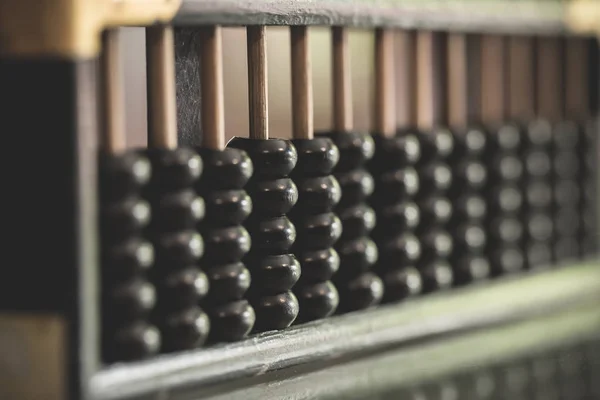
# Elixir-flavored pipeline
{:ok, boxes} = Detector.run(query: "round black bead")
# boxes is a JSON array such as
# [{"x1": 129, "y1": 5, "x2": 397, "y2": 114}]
[
  {"x1": 374, "y1": 166, "x2": 420, "y2": 201},
  {"x1": 419, "y1": 161, "x2": 452, "y2": 193},
  {"x1": 156, "y1": 268, "x2": 209, "y2": 310},
  {"x1": 554, "y1": 236, "x2": 580, "y2": 263},
  {"x1": 453, "y1": 159, "x2": 487, "y2": 190},
  {"x1": 247, "y1": 178, "x2": 298, "y2": 216},
  {"x1": 204, "y1": 262, "x2": 251, "y2": 304},
  {"x1": 452, "y1": 127, "x2": 487, "y2": 158},
  {"x1": 372, "y1": 133, "x2": 421, "y2": 167},
  {"x1": 291, "y1": 137, "x2": 340, "y2": 175},
  {"x1": 419, "y1": 196, "x2": 453, "y2": 226},
  {"x1": 101, "y1": 197, "x2": 151, "y2": 239},
  {"x1": 526, "y1": 241, "x2": 553, "y2": 269},
  {"x1": 554, "y1": 151, "x2": 579, "y2": 179},
  {"x1": 526, "y1": 181, "x2": 552, "y2": 209},
  {"x1": 525, "y1": 150, "x2": 552, "y2": 178},
  {"x1": 378, "y1": 232, "x2": 422, "y2": 265},
  {"x1": 487, "y1": 184, "x2": 523, "y2": 214},
  {"x1": 492, "y1": 124, "x2": 521, "y2": 152},
  {"x1": 527, "y1": 119, "x2": 553, "y2": 147},
  {"x1": 381, "y1": 267, "x2": 422, "y2": 303},
  {"x1": 102, "y1": 238, "x2": 154, "y2": 279},
  {"x1": 527, "y1": 213, "x2": 553, "y2": 242},
  {"x1": 318, "y1": 131, "x2": 375, "y2": 171},
  {"x1": 453, "y1": 255, "x2": 491, "y2": 285},
  {"x1": 336, "y1": 272, "x2": 384, "y2": 312},
  {"x1": 419, "y1": 128, "x2": 454, "y2": 161},
  {"x1": 420, "y1": 229, "x2": 453, "y2": 259},
  {"x1": 100, "y1": 151, "x2": 152, "y2": 201},
  {"x1": 335, "y1": 169, "x2": 375, "y2": 206},
  {"x1": 373, "y1": 201, "x2": 420, "y2": 234},
  {"x1": 292, "y1": 176, "x2": 342, "y2": 214},
  {"x1": 335, "y1": 237, "x2": 378, "y2": 279},
  {"x1": 554, "y1": 180, "x2": 581, "y2": 207},
  {"x1": 105, "y1": 278, "x2": 157, "y2": 320},
  {"x1": 295, "y1": 281, "x2": 339, "y2": 322},
  {"x1": 228, "y1": 137, "x2": 298, "y2": 178},
  {"x1": 252, "y1": 291, "x2": 300, "y2": 331},
  {"x1": 195, "y1": 147, "x2": 253, "y2": 189},
  {"x1": 246, "y1": 254, "x2": 301, "y2": 294},
  {"x1": 202, "y1": 189, "x2": 252, "y2": 226},
  {"x1": 337, "y1": 204, "x2": 376, "y2": 239},
  {"x1": 159, "y1": 306, "x2": 210, "y2": 352},
  {"x1": 420, "y1": 260, "x2": 453, "y2": 292},
  {"x1": 453, "y1": 223, "x2": 486, "y2": 253},
  {"x1": 207, "y1": 300, "x2": 255, "y2": 342},
  {"x1": 488, "y1": 216, "x2": 524, "y2": 244},
  {"x1": 553, "y1": 120, "x2": 580, "y2": 151},
  {"x1": 153, "y1": 230, "x2": 204, "y2": 266},
  {"x1": 150, "y1": 189, "x2": 205, "y2": 231},
  {"x1": 246, "y1": 216, "x2": 296, "y2": 253},
  {"x1": 293, "y1": 213, "x2": 342, "y2": 250},
  {"x1": 104, "y1": 322, "x2": 160, "y2": 362},
  {"x1": 453, "y1": 194, "x2": 486, "y2": 221},
  {"x1": 490, "y1": 153, "x2": 523, "y2": 182},
  {"x1": 489, "y1": 245, "x2": 525, "y2": 275},
  {"x1": 145, "y1": 148, "x2": 203, "y2": 191},
  {"x1": 202, "y1": 226, "x2": 251, "y2": 264},
  {"x1": 297, "y1": 248, "x2": 340, "y2": 282}
]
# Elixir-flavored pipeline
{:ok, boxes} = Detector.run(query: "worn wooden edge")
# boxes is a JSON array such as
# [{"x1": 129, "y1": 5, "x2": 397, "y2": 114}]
[
  {"x1": 175, "y1": 0, "x2": 574, "y2": 35},
  {"x1": 89, "y1": 262, "x2": 600, "y2": 400},
  {"x1": 202, "y1": 305, "x2": 600, "y2": 400}
]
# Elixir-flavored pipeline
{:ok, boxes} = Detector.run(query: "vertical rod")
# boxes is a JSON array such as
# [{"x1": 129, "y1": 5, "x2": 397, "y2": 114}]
[
  {"x1": 447, "y1": 33, "x2": 468, "y2": 129},
  {"x1": 291, "y1": 26, "x2": 313, "y2": 139},
  {"x1": 396, "y1": 30, "x2": 416, "y2": 129},
  {"x1": 374, "y1": 28, "x2": 396, "y2": 136},
  {"x1": 508, "y1": 36, "x2": 535, "y2": 121},
  {"x1": 416, "y1": 31, "x2": 437, "y2": 130},
  {"x1": 247, "y1": 26, "x2": 269, "y2": 140},
  {"x1": 536, "y1": 37, "x2": 563, "y2": 121},
  {"x1": 199, "y1": 26, "x2": 226, "y2": 149},
  {"x1": 146, "y1": 25, "x2": 179, "y2": 149},
  {"x1": 480, "y1": 35, "x2": 506, "y2": 124},
  {"x1": 565, "y1": 38, "x2": 589, "y2": 120},
  {"x1": 332, "y1": 27, "x2": 353, "y2": 131},
  {"x1": 102, "y1": 29, "x2": 126, "y2": 153}
]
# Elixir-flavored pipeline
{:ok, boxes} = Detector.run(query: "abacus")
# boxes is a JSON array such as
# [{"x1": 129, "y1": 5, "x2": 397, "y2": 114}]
[{"x1": 1, "y1": 1, "x2": 599, "y2": 399}]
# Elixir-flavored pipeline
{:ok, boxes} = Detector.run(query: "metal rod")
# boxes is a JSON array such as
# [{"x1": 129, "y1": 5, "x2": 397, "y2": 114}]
[
  {"x1": 508, "y1": 36, "x2": 535, "y2": 121},
  {"x1": 565, "y1": 38, "x2": 589, "y2": 120},
  {"x1": 416, "y1": 31, "x2": 437, "y2": 130},
  {"x1": 536, "y1": 37, "x2": 563, "y2": 121},
  {"x1": 101, "y1": 29, "x2": 126, "y2": 154},
  {"x1": 480, "y1": 35, "x2": 506, "y2": 124},
  {"x1": 146, "y1": 25, "x2": 179, "y2": 149},
  {"x1": 332, "y1": 27, "x2": 353, "y2": 132},
  {"x1": 199, "y1": 25, "x2": 226, "y2": 149},
  {"x1": 291, "y1": 26, "x2": 313, "y2": 139},
  {"x1": 373, "y1": 28, "x2": 396, "y2": 136},
  {"x1": 395, "y1": 30, "x2": 416, "y2": 130},
  {"x1": 247, "y1": 26, "x2": 269, "y2": 140},
  {"x1": 447, "y1": 33, "x2": 468, "y2": 129}
]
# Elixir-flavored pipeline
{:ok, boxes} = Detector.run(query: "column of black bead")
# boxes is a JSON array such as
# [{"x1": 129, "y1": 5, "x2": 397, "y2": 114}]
[
  {"x1": 228, "y1": 26, "x2": 300, "y2": 331},
  {"x1": 523, "y1": 37, "x2": 562, "y2": 269},
  {"x1": 319, "y1": 27, "x2": 383, "y2": 312},
  {"x1": 99, "y1": 30, "x2": 160, "y2": 363},
  {"x1": 446, "y1": 33, "x2": 490, "y2": 285},
  {"x1": 580, "y1": 120, "x2": 598, "y2": 258},
  {"x1": 483, "y1": 35, "x2": 526, "y2": 277},
  {"x1": 414, "y1": 31, "x2": 454, "y2": 292},
  {"x1": 196, "y1": 25, "x2": 255, "y2": 341},
  {"x1": 288, "y1": 26, "x2": 342, "y2": 322},
  {"x1": 370, "y1": 29, "x2": 422, "y2": 303},
  {"x1": 144, "y1": 25, "x2": 209, "y2": 353}
]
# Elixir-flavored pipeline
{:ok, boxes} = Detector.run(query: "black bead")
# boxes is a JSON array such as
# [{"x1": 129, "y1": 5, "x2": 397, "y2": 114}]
[
  {"x1": 145, "y1": 148, "x2": 203, "y2": 191},
  {"x1": 419, "y1": 161, "x2": 452, "y2": 193},
  {"x1": 373, "y1": 201, "x2": 420, "y2": 235},
  {"x1": 153, "y1": 230, "x2": 204, "y2": 266},
  {"x1": 292, "y1": 176, "x2": 342, "y2": 214},
  {"x1": 252, "y1": 291, "x2": 300, "y2": 331},
  {"x1": 488, "y1": 216, "x2": 524, "y2": 244},
  {"x1": 105, "y1": 278, "x2": 157, "y2": 320},
  {"x1": 293, "y1": 212, "x2": 342, "y2": 250},
  {"x1": 380, "y1": 267, "x2": 422, "y2": 303},
  {"x1": 453, "y1": 194, "x2": 486, "y2": 221},
  {"x1": 526, "y1": 240, "x2": 553, "y2": 269},
  {"x1": 297, "y1": 248, "x2": 340, "y2": 282},
  {"x1": 554, "y1": 151, "x2": 580, "y2": 179},
  {"x1": 207, "y1": 300, "x2": 255, "y2": 342},
  {"x1": 420, "y1": 229, "x2": 453, "y2": 259},
  {"x1": 337, "y1": 204, "x2": 376, "y2": 239},
  {"x1": 373, "y1": 166, "x2": 420, "y2": 201},
  {"x1": 526, "y1": 213, "x2": 554, "y2": 242},
  {"x1": 246, "y1": 254, "x2": 301, "y2": 294},
  {"x1": 295, "y1": 281, "x2": 339, "y2": 322},
  {"x1": 554, "y1": 180, "x2": 581, "y2": 207},
  {"x1": 419, "y1": 196, "x2": 453, "y2": 226},
  {"x1": 378, "y1": 232, "x2": 422, "y2": 265},
  {"x1": 103, "y1": 322, "x2": 161, "y2": 362},
  {"x1": 101, "y1": 197, "x2": 151, "y2": 240},
  {"x1": 453, "y1": 223, "x2": 486, "y2": 254},
  {"x1": 527, "y1": 119, "x2": 553, "y2": 147},
  {"x1": 335, "y1": 169, "x2": 375, "y2": 206},
  {"x1": 419, "y1": 260, "x2": 453, "y2": 292},
  {"x1": 453, "y1": 159, "x2": 487, "y2": 191},
  {"x1": 489, "y1": 245, "x2": 525, "y2": 275},
  {"x1": 201, "y1": 226, "x2": 251, "y2": 264},
  {"x1": 489, "y1": 153, "x2": 523, "y2": 182},
  {"x1": 102, "y1": 238, "x2": 154, "y2": 279},
  {"x1": 453, "y1": 255, "x2": 491, "y2": 285},
  {"x1": 204, "y1": 262, "x2": 251, "y2": 304},
  {"x1": 246, "y1": 216, "x2": 296, "y2": 253},
  {"x1": 159, "y1": 306, "x2": 210, "y2": 352},
  {"x1": 195, "y1": 147, "x2": 253, "y2": 189},
  {"x1": 372, "y1": 133, "x2": 421, "y2": 167},
  {"x1": 228, "y1": 137, "x2": 298, "y2": 178},
  {"x1": 202, "y1": 189, "x2": 252, "y2": 226},
  {"x1": 291, "y1": 137, "x2": 340, "y2": 175},
  {"x1": 554, "y1": 236, "x2": 581, "y2": 263},
  {"x1": 526, "y1": 181, "x2": 552, "y2": 209},
  {"x1": 335, "y1": 237, "x2": 378, "y2": 279},
  {"x1": 246, "y1": 178, "x2": 298, "y2": 216},
  {"x1": 100, "y1": 151, "x2": 152, "y2": 201},
  {"x1": 336, "y1": 272, "x2": 384, "y2": 312},
  {"x1": 487, "y1": 184, "x2": 523, "y2": 214},
  {"x1": 419, "y1": 128, "x2": 454, "y2": 162},
  {"x1": 492, "y1": 124, "x2": 521, "y2": 152},
  {"x1": 524, "y1": 150, "x2": 552, "y2": 178},
  {"x1": 150, "y1": 189, "x2": 205, "y2": 232},
  {"x1": 317, "y1": 131, "x2": 375, "y2": 171},
  {"x1": 553, "y1": 120, "x2": 580, "y2": 151},
  {"x1": 155, "y1": 268, "x2": 209, "y2": 310},
  {"x1": 452, "y1": 127, "x2": 487, "y2": 158}
]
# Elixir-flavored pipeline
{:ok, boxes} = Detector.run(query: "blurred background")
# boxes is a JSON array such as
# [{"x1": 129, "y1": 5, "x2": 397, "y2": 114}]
[{"x1": 121, "y1": 27, "x2": 379, "y2": 146}]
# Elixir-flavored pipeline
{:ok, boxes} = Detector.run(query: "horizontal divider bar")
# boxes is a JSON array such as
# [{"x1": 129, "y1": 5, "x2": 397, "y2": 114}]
[{"x1": 90, "y1": 262, "x2": 600, "y2": 400}]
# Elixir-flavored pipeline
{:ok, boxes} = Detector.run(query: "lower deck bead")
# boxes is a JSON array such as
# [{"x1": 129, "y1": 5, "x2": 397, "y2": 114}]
[
  {"x1": 159, "y1": 306, "x2": 210, "y2": 352},
  {"x1": 295, "y1": 281, "x2": 339, "y2": 322},
  {"x1": 252, "y1": 291, "x2": 300, "y2": 331},
  {"x1": 489, "y1": 245, "x2": 525, "y2": 276},
  {"x1": 453, "y1": 255, "x2": 491, "y2": 285},
  {"x1": 207, "y1": 300, "x2": 256, "y2": 342},
  {"x1": 419, "y1": 260, "x2": 454, "y2": 292},
  {"x1": 380, "y1": 267, "x2": 422, "y2": 303},
  {"x1": 103, "y1": 321, "x2": 161, "y2": 363},
  {"x1": 336, "y1": 272, "x2": 383, "y2": 312}
]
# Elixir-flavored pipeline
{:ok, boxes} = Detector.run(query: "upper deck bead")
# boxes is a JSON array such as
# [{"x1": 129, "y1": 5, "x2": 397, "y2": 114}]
[
  {"x1": 452, "y1": 127, "x2": 487, "y2": 158},
  {"x1": 490, "y1": 124, "x2": 521, "y2": 152},
  {"x1": 374, "y1": 166, "x2": 420, "y2": 200},
  {"x1": 291, "y1": 138, "x2": 340, "y2": 175},
  {"x1": 228, "y1": 137, "x2": 298, "y2": 177},
  {"x1": 196, "y1": 147, "x2": 253, "y2": 189},
  {"x1": 372, "y1": 133, "x2": 421, "y2": 167},
  {"x1": 145, "y1": 148, "x2": 203, "y2": 191},
  {"x1": 419, "y1": 128, "x2": 454, "y2": 161}
]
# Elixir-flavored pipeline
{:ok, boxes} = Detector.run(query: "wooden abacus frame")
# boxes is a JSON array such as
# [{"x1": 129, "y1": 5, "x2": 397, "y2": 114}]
[{"x1": 0, "y1": 1, "x2": 599, "y2": 399}]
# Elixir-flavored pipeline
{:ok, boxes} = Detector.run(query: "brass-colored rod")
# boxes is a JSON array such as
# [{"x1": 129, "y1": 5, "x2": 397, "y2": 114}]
[
  {"x1": 101, "y1": 29, "x2": 126, "y2": 153},
  {"x1": 198, "y1": 26, "x2": 225, "y2": 149},
  {"x1": 565, "y1": 38, "x2": 589, "y2": 120},
  {"x1": 447, "y1": 33, "x2": 468, "y2": 130},
  {"x1": 247, "y1": 26, "x2": 269, "y2": 140},
  {"x1": 507, "y1": 36, "x2": 535, "y2": 121},
  {"x1": 291, "y1": 26, "x2": 313, "y2": 140},
  {"x1": 146, "y1": 25, "x2": 179, "y2": 149},
  {"x1": 332, "y1": 27, "x2": 353, "y2": 132},
  {"x1": 536, "y1": 37, "x2": 563, "y2": 122},
  {"x1": 374, "y1": 28, "x2": 396, "y2": 137},
  {"x1": 396, "y1": 30, "x2": 416, "y2": 129},
  {"x1": 480, "y1": 35, "x2": 506, "y2": 124},
  {"x1": 416, "y1": 31, "x2": 436, "y2": 130}
]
